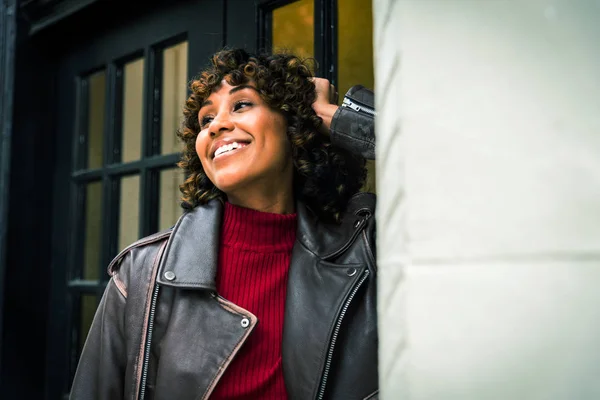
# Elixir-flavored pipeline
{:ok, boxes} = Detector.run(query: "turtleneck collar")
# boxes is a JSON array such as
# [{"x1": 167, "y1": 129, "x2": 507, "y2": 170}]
[{"x1": 220, "y1": 201, "x2": 297, "y2": 253}]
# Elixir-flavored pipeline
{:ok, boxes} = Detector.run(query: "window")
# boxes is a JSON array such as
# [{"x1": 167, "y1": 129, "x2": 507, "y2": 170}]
[
  {"x1": 338, "y1": 0, "x2": 375, "y2": 192},
  {"x1": 272, "y1": 0, "x2": 314, "y2": 59},
  {"x1": 67, "y1": 38, "x2": 188, "y2": 382}
]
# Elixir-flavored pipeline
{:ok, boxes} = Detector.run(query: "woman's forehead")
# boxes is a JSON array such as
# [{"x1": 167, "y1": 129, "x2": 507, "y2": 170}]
[
  {"x1": 208, "y1": 79, "x2": 256, "y2": 96},
  {"x1": 200, "y1": 80, "x2": 260, "y2": 110}
]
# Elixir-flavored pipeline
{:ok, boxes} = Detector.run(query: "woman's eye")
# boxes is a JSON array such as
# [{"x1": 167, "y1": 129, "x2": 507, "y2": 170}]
[
  {"x1": 200, "y1": 116, "x2": 213, "y2": 128},
  {"x1": 233, "y1": 101, "x2": 252, "y2": 111}
]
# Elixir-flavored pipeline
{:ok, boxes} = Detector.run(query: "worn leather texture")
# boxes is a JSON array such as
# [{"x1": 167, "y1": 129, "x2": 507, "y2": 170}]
[{"x1": 330, "y1": 85, "x2": 376, "y2": 160}]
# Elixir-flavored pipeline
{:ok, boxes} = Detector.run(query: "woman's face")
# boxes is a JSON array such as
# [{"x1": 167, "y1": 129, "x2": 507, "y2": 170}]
[{"x1": 196, "y1": 80, "x2": 292, "y2": 198}]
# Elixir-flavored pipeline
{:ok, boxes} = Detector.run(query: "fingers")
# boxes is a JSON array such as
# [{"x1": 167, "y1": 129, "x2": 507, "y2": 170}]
[
  {"x1": 329, "y1": 83, "x2": 339, "y2": 105},
  {"x1": 312, "y1": 77, "x2": 338, "y2": 104},
  {"x1": 310, "y1": 77, "x2": 340, "y2": 135}
]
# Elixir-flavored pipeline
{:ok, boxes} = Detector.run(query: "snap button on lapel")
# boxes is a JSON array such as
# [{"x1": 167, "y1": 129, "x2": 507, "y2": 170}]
[
  {"x1": 346, "y1": 268, "x2": 357, "y2": 277},
  {"x1": 241, "y1": 317, "x2": 250, "y2": 328},
  {"x1": 164, "y1": 271, "x2": 176, "y2": 281}
]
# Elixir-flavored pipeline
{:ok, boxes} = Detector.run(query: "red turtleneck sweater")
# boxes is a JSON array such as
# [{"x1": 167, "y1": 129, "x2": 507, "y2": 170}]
[{"x1": 211, "y1": 202, "x2": 297, "y2": 400}]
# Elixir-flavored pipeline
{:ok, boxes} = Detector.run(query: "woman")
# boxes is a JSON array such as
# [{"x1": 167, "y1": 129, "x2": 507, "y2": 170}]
[{"x1": 70, "y1": 49, "x2": 377, "y2": 400}]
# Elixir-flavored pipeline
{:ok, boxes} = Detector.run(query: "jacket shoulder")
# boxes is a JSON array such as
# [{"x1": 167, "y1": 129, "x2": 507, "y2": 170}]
[
  {"x1": 107, "y1": 228, "x2": 172, "y2": 276},
  {"x1": 345, "y1": 84, "x2": 374, "y2": 107}
]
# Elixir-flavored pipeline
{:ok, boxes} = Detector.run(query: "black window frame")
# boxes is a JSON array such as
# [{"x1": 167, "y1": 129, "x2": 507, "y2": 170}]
[
  {"x1": 257, "y1": 0, "x2": 338, "y2": 85},
  {"x1": 45, "y1": 4, "x2": 226, "y2": 396},
  {"x1": 66, "y1": 34, "x2": 189, "y2": 382}
]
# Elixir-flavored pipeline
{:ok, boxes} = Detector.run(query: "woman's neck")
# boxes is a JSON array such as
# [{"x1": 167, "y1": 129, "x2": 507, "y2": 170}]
[{"x1": 226, "y1": 182, "x2": 295, "y2": 215}]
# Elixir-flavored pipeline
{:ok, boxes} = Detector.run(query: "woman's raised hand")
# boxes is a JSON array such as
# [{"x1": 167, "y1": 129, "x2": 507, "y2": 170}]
[{"x1": 311, "y1": 77, "x2": 340, "y2": 136}]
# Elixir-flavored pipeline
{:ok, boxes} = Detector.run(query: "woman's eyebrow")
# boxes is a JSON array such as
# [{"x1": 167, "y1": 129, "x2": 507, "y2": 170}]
[
  {"x1": 200, "y1": 85, "x2": 258, "y2": 110},
  {"x1": 229, "y1": 85, "x2": 259, "y2": 95}
]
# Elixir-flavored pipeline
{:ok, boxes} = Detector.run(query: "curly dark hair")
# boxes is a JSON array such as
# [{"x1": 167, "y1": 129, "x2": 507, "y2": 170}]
[{"x1": 177, "y1": 48, "x2": 366, "y2": 223}]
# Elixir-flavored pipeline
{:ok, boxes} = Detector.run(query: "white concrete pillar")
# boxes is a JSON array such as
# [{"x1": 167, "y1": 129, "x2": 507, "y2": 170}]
[{"x1": 375, "y1": 1, "x2": 600, "y2": 399}]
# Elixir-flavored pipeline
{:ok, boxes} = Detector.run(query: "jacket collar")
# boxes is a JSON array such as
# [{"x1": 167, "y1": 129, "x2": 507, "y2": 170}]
[
  {"x1": 156, "y1": 193, "x2": 375, "y2": 289},
  {"x1": 156, "y1": 199, "x2": 222, "y2": 290}
]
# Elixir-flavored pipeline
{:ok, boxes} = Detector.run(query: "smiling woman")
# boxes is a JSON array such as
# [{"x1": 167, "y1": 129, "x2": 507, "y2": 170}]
[
  {"x1": 179, "y1": 49, "x2": 367, "y2": 222},
  {"x1": 70, "y1": 48, "x2": 379, "y2": 400},
  {"x1": 194, "y1": 81, "x2": 293, "y2": 213}
]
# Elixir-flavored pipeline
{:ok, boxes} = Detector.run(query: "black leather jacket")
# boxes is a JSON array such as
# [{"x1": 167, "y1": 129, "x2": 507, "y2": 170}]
[{"x1": 70, "y1": 86, "x2": 377, "y2": 400}]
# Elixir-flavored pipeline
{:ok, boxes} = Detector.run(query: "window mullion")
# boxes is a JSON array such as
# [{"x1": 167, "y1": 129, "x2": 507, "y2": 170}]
[
  {"x1": 140, "y1": 47, "x2": 160, "y2": 238},
  {"x1": 314, "y1": 0, "x2": 337, "y2": 83},
  {"x1": 100, "y1": 64, "x2": 120, "y2": 274}
]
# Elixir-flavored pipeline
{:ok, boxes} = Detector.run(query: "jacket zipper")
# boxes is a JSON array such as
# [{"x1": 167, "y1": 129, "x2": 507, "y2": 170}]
[
  {"x1": 139, "y1": 283, "x2": 160, "y2": 400},
  {"x1": 342, "y1": 97, "x2": 376, "y2": 116},
  {"x1": 316, "y1": 269, "x2": 370, "y2": 400}
]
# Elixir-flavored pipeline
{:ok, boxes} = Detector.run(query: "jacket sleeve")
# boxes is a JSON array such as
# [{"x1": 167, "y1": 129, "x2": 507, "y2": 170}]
[
  {"x1": 69, "y1": 277, "x2": 127, "y2": 400},
  {"x1": 330, "y1": 85, "x2": 376, "y2": 160}
]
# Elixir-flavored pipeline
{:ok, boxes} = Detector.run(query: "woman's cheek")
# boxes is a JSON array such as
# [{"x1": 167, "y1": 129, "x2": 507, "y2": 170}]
[{"x1": 195, "y1": 133, "x2": 207, "y2": 163}]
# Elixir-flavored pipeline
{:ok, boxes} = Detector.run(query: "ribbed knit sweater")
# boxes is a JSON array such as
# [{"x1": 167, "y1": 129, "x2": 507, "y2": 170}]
[{"x1": 211, "y1": 202, "x2": 297, "y2": 399}]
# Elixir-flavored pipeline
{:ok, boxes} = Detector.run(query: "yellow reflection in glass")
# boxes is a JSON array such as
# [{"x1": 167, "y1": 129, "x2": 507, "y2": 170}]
[
  {"x1": 119, "y1": 175, "x2": 140, "y2": 250},
  {"x1": 162, "y1": 41, "x2": 188, "y2": 155},
  {"x1": 79, "y1": 295, "x2": 97, "y2": 351},
  {"x1": 338, "y1": 0, "x2": 375, "y2": 193},
  {"x1": 87, "y1": 71, "x2": 105, "y2": 169},
  {"x1": 272, "y1": 0, "x2": 314, "y2": 60},
  {"x1": 122, "y1": 58, "x2": 145, "y2": 162},
  {"x1": 159, "y1": 168, "x2": 183, "y2": 231},
  {"x1": 83, "y1": 181, "x2": 102, "y2": 280}
]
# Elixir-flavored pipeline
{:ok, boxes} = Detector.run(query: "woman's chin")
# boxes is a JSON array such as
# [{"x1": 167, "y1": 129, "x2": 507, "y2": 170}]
[{"x1": 211, "y1": 175, "x2": 250, "y2": 197}]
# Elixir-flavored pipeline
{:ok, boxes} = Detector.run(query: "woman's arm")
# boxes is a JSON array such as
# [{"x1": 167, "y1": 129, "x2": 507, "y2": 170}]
[{"x1": 312, "y1": 79, "x2": 376, "y2": 160}]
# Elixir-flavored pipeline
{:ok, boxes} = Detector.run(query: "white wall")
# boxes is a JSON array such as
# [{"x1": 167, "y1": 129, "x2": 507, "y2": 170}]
[{"x1": 374, "y1": 1, "x2": 600, "y2": 398}]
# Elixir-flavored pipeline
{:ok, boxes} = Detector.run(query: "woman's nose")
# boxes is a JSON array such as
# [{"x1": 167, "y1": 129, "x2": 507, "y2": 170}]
[{"x1": 209, "y1": 113, "x2": 234, "y2": 137}]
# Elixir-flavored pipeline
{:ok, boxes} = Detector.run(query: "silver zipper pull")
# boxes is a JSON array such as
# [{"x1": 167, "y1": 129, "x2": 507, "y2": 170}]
[
  {"x1": 342, "y1": 97, "x2": 362, "y2": 112},
  {"x1": 342, "y1": 97, "x2": 376, "y2": 116}
]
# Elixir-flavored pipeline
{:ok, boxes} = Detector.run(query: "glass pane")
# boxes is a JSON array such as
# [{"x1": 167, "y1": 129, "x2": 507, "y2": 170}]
[
  {"x1": 79, "y1": 294, "x2": 97, "y2": 351},
  {"x1": 159, "y1": 169, "x2": 183, "y2": 231},
  {"x1": 122, "y1": 58, "x2": 145, "y2": 162},
  {"x1": 119, "y1": 175, "x2": 140, "y2": 251},
  {"x1": 338, "y1": 0, "x2": 374, "y2": 100},
  {"x1": 338, "y1": 0, "x2": 376, "y2": 192},
  {"x1": 83, "y1": 181, "x2": 102, "y2": 280},
  {"x1": 272, "y1": 0, "x2": 314, "y2": 59},
  {"x1": 87, "y1": 71, "x2": 106, "y2": 169},
  {"x1": 162, "y1": 41, "x2": 188, "y2": 155}
]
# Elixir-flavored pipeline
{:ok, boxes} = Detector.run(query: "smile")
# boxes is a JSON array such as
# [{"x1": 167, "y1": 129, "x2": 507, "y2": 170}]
[{"x1": 213, "y1": 141, "x2": 249, "y2": 159}]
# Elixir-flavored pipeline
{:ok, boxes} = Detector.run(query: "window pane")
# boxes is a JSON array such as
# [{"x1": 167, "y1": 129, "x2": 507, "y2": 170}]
[
  {"x1": 159, "y1": 169, "x2": 183, "y2": 231},
  {"x1": 119, "y1": 175, "x2": 140, "y2": 250},
  {"x1": 272, "y1": 0, "x2": 314, "y2": 59},
  {"x1": 79, "y1": 294, "x2": 97, "y2": 352},
  {"x1": 83, "y1": 181, "x2": 102, "y2": 280},
  {"x1": 122, "y1": 58, "x2": 145, "y2": 162},
  {"x1": 87, "y1": 71, "x2": 106, "y2": 169},
  {"x1": 161, "y1": 41, "x2": 188, "y2": 155},
  {"x1": 338, "y1": 0, "x2": 376, "y2": 192}
]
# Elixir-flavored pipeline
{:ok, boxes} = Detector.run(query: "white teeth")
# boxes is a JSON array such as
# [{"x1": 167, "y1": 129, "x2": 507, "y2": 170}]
[{"x1": 214, "y1": 141, "x2": 245, "y2": 158}]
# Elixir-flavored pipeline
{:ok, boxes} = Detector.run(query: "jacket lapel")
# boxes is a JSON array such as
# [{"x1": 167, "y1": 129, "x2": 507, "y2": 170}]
[
  {"x1": 151, "y1": 199, "x2": 259, "y2": 400},
  {"x1": 282, "y1": 200, "x2": 369, "y2": 399}
]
